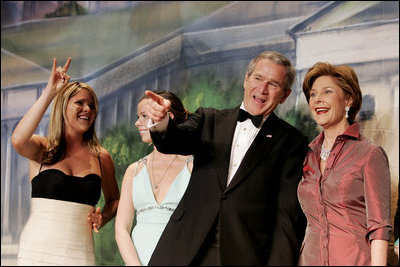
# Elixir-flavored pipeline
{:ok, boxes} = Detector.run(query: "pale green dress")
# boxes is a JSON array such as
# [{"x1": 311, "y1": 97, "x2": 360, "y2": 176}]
[{"x1": 131, "y1": 156, "x2": 192, "y2": 265}]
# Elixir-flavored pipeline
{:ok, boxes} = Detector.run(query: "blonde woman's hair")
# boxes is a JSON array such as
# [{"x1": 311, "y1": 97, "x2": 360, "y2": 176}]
[{"x1": 44, "y1": 81, "x2": 100, "y2": 164}]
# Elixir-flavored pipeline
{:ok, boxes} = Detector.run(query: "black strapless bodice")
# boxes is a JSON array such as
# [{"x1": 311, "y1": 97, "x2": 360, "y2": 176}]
[{"x1": 31, "y1": 169, "x2": 101, "y2": 206}]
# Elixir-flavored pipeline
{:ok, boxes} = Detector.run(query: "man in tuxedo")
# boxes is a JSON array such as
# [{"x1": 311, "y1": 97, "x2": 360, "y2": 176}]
[{"x1": 145, "y1": 51, "x2": 308, "y2": 265}]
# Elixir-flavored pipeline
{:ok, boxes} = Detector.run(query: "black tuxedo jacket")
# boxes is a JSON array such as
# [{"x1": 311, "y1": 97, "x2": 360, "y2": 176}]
[{"x1": 149, "y1": 106, "x2": 308, "y2": 266}]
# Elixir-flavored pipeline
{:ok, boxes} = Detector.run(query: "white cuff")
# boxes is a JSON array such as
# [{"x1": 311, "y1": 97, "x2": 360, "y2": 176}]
[{"x1": 146, "y1": 113, "x2": 169, "y2": 132}]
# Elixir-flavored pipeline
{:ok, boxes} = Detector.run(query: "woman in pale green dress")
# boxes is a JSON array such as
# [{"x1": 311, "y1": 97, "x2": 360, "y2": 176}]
[{"x1": 115, "y1": 90, "x2": 193, "y2": 265}]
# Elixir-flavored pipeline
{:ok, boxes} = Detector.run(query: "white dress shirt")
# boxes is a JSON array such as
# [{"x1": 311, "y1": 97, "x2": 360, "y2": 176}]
[
  {"x1": 226, "y1": 103, "x2": 268, "y2": 186},
  {"x1": 148, "y1": 104, "x2": 268, "y2": 187}
]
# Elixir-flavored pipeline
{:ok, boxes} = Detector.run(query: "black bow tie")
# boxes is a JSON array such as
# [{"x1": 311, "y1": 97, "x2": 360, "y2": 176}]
[{"x1": 238, "y1": 109, "x2": 263, "y2": 127}]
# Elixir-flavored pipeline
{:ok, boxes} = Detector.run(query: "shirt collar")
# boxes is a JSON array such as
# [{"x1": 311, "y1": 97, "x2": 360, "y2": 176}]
[
  {"x1": 309, "y1": 123, "x2": 361, "y2": 151},
  {"x1": 239, "y1": 102, "x2": 269, "y2": 127}
]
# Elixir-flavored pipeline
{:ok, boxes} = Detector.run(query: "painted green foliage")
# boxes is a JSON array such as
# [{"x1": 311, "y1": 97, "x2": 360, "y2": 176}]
[{"x1": 45, "y1": 1, "x2": 87, "y2": 18}]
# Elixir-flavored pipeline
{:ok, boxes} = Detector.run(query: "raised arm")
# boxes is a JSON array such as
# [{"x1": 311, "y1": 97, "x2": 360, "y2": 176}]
[{"x1": 11, "y1": 57, "x2": 71, "y2": 162}]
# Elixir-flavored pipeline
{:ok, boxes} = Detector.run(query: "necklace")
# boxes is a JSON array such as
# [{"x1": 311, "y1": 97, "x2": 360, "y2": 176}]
[
  {"x1": 320, "y1": 141, "x2": 331, "y2": 161},
  {"x1": 151, "y1": 153, "x2": 178, "y2": 190}
]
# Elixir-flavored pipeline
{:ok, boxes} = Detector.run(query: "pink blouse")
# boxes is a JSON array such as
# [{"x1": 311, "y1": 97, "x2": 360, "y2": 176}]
[{"x1": 297, "y1": 123, "x2": 392, "y2": 266}]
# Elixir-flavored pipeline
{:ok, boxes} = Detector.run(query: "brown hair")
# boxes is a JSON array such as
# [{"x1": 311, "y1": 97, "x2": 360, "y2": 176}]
[
  {"x1": 246, "y1": 51, "x2": 295, "y2": 91},
  {"x1": 44, "y1": 81, "x2": 100, "y2": 164},
  {"x1": 302, "y1": 62, "x2": 362, "y2": 124},
  {"x1": 140, "y1": 90, "x2": 190, "y2": 124}
]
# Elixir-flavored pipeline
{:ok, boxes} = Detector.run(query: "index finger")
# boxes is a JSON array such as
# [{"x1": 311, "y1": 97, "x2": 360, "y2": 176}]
[
  {"x1": 63, "y1": 57, "x2": 72, "y2": 71},
  {"x1": 52, "y1": 58, "x2": 57, "y2": 72},
  {"x1": 145, "y1": 90, "x2": 171, "y2": 109},
  {"x1": 145, "y1": 90, "x2": 164, "y2": 103}
]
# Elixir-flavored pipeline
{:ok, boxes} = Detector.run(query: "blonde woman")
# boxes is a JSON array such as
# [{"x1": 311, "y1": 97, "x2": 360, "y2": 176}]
[
  {"x1": 12, "y1": 58, "x2": 120, "y2": 265},
  {"x1": 115, "y1": 90, "x2": 193, "y2": 265}
]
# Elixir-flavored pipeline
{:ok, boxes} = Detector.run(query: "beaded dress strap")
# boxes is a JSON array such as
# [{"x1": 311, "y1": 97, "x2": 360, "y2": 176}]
[
  {"x1": 134, "y1": 157, "x2": 148, "y2": 177},
  {"x1": 186, "y1": 155, "x2": 194, "y2": 171},
  {"x1": 186, "y1": 155, "x2": 194, "y2": 163}
]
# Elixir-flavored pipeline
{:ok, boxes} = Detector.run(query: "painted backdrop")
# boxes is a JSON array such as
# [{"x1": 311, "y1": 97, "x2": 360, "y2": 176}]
[{"x1": 1, "y1": 1, "x2": 399, "y2": 265}]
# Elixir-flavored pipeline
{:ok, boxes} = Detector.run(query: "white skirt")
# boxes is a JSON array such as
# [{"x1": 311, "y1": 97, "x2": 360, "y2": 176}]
[{"x1": 17, "y1": 198, "x2": 95, "y2": 266}]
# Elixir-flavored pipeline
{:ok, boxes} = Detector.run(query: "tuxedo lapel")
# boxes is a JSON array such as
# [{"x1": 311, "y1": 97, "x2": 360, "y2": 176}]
[{"x1": 225, "y1": 113, "x2": 279, "y2": 192}]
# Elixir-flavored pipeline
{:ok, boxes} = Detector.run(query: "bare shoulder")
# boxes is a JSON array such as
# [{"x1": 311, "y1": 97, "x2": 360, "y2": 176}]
[
  {"x1": 98, "y1": 146, "x2": 113, "y2": 161},
  {"x1": 124, "y1": 158, "x2": 147, "y2": 181},
  {"x1": 96, "y1": 147, "x2": 116, "y2": 179},
  {"x1": 98, "y1": 146, "x2": 116, "y2": 170},
  {"x1": 125, "y1": 161, "x2": 139, "y2": 177}
]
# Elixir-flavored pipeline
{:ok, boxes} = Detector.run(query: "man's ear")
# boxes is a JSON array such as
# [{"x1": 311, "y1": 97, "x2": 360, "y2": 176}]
[
  {"x1": 280, "y1": 89, "x2": 292, "y2": 104},
  {"x1": 244, "y1": 72, "x2": 250, "y2": 86}
]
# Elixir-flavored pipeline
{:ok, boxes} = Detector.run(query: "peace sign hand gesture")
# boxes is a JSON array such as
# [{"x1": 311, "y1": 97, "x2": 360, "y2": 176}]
[{"x1": 46, "y1": 57, "x2": 71, "y2": 95}]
